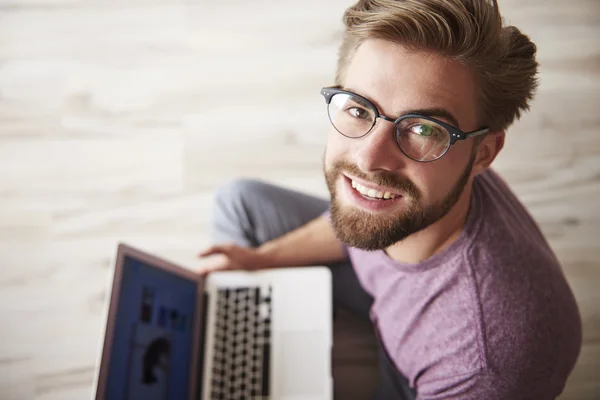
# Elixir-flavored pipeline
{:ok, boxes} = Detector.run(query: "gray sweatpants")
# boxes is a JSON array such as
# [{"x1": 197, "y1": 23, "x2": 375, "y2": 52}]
[{"x1": 209, "y1": 178, "x2": 416, "y2": 400}]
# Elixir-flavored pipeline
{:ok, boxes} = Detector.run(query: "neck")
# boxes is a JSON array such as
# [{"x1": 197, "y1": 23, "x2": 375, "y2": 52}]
[{"x1": 385, "y1": 182, "x2": 474, "y2": 264}]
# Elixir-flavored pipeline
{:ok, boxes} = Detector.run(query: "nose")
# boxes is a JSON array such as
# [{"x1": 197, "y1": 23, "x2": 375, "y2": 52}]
[{"x1": 353, "y1": 118, "x2": 407, "y2": 173}]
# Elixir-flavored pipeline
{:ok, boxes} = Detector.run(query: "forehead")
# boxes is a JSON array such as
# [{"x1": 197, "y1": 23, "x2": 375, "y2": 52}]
[{"x1": 342, "y1": 39, "x2": 479, "y2": 130}]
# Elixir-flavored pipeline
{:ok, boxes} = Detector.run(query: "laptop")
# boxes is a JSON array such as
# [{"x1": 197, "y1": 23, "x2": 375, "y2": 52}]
[{"x1": 92, "y1": 243, "x2": 333, "y2": 400}]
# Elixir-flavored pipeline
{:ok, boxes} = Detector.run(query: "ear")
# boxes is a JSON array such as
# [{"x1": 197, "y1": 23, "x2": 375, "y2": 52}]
[{"x1": 471, "y1": 131, "x2": 505, "y2": 176}]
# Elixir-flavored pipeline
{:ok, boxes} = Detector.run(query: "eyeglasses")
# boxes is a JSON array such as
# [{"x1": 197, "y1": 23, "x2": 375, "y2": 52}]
[{"x1": 321, "y1": 87, "x2": 489, "y2": 162}]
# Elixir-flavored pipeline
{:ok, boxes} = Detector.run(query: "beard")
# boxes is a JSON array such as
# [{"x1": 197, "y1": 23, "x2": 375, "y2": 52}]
[{"x1": 323, "y1": 153, "x2": 475, "y2": 251}]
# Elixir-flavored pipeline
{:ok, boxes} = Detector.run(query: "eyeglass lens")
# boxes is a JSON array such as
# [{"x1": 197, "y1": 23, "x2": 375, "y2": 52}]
[{"x1": 327, "y1": 92, "x2": 452, "y2": 161}]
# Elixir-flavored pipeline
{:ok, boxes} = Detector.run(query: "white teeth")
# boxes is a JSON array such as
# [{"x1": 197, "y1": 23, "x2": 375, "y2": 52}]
[{"x1": 351, "y1": 179, "x2": 397, "y2": 200}]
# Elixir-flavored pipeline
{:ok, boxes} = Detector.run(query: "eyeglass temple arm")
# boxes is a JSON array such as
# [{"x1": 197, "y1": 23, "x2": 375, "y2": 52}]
[{"x1": 465, "y1": 128, "x2": 490, "y2": 138}]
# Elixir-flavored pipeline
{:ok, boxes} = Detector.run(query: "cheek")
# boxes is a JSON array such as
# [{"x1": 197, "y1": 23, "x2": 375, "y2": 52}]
[
  {"x1": 406, "y1": 162, "x2": 444, "y2": 202},
  {"x1": 325, "y1": 129, "x2": 348, "y2": 165},
  {"x1": 416, "y1": 154, "x2": 467, "y2": 203}
]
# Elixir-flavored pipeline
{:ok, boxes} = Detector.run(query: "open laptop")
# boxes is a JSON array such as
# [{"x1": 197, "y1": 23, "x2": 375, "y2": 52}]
[{"x1": 92, "y1": 243, "x2": 333, "y2": 400}]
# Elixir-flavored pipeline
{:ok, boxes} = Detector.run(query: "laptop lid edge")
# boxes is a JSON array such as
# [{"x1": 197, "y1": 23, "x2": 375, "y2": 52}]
[{"x1": 91, "y1": 242, "x2": 127, "y2": 400}]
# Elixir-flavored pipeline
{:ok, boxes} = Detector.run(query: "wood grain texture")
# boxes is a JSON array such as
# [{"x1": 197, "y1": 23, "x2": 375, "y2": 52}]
[{"x1": 0, "y1": 0, "x2": 598, "y2": 398}]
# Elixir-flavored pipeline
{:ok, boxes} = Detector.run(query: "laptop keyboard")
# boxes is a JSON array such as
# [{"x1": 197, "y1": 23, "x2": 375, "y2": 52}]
[{"x1": 210, "y1": 286, "x2": 272, "y2": 400}]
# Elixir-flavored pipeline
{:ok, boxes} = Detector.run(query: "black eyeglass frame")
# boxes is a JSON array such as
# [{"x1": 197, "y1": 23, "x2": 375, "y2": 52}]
[{"x1": 320, "y1": 87, "x2": 490, "y2": 162}]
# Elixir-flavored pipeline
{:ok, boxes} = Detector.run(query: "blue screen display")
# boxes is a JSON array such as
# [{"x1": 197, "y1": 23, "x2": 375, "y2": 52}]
[{"x1": 104, "y1": 256, "x2": 198, "y2": 400}]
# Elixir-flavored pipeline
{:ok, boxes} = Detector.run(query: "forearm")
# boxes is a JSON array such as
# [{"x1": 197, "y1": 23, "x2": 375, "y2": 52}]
[{"x1": 256, "y1": 215, "x2": 347, "y2": 268}]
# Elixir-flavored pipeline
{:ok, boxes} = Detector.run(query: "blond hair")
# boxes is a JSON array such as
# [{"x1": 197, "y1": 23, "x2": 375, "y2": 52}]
[{"x1": 336, "y1": 0, "x2": 539, "y2": 132}]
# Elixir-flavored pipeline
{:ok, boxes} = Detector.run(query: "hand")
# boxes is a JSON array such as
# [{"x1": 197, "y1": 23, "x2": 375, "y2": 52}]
[{"x1": 197, "y1": 243, "x2": 268, "y2": 275}]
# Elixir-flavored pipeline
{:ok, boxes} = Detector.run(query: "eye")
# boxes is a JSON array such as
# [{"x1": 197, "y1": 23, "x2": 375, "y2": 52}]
[
  {"x1": 345, "y1": 107, "x2": 371, "y2": 120},
  {"x1": 409, "y1": 123, "x2": 439, "y2": 137}
]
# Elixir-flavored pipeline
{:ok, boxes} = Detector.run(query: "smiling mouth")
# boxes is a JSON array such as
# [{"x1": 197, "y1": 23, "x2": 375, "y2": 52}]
[{"x1": 350, "y1": 179, "x2": 400, "y2": 200}]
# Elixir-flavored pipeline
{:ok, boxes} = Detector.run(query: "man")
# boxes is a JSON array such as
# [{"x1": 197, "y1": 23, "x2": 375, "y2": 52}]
[{"x1": 198, "y1": 0, "x2": 582, "y2": 399}]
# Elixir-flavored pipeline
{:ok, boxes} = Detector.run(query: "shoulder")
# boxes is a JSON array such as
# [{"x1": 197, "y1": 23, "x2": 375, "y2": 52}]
[
  {"x1": 466, "y1": 168, "x2": 568, "y2": 301},
  {"x1": 470, "y1": 169, "x2": 557, "y2": 253},
  {"x1": 455, "y1": 171, "x2": 583, "y2": 398}
]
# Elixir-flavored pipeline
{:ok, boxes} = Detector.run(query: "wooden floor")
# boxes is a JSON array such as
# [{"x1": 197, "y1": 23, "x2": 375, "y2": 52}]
[{"x1": 0, "y1": 0, "x2": 598, "y2": 399}]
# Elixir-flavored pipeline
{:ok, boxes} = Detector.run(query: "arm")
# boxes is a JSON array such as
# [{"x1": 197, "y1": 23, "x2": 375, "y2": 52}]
[
  {"x1": 198, "y1": 214, "x2": 347, "y2": 273},
  {"x1": 256, "y1": 214, "x2": 347, "y2": 268}
]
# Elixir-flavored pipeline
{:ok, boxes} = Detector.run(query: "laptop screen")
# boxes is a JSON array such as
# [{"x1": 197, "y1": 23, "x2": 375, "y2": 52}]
[{"x1": 104, "y1": 255, "x2": 199, "y2": 400}]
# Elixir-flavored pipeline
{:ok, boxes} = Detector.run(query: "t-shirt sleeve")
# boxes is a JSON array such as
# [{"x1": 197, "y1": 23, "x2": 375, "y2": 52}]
[{"x1": 415, "y1": 370, "x2": 555, "y2": 400}]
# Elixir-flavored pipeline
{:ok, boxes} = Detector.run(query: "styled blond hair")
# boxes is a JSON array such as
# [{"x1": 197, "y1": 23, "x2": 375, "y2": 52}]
[{"x1": 336, "y1": 0, "x2": 539, "y2": 132}]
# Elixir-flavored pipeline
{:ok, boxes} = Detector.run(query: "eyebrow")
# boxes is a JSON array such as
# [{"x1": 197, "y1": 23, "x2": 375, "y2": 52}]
[{"x1": 342, "y1": 86, "x2": 461, "y2": 129}]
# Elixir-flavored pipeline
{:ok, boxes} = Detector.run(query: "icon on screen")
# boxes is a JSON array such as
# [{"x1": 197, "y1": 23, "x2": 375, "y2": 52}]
[
  {"x1": 158, "y1": 306, "x2": 167, "y2": 327},
  {"x1": 170, "y1": 310, "x2": 179, "y2": 330},
  {"x1": 140, "y1": 287, "x2": 155, "y2": 324}
]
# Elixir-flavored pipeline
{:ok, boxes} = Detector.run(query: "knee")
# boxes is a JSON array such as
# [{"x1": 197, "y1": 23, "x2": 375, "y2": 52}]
[{"x1": 211, "y1": 178, "x2": 271, "y2": 213}]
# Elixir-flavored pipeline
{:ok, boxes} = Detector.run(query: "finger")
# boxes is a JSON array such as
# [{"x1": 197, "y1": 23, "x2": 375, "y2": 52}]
[
  {"x1": 196, "y1": 262, "x2": 226, "y2": 276},
  {"x1": 197, "y1": 245, "x2": 229, "y2": 258},
  {"x1": 196, "y1": 254, "x2": 232, "y2": 275},
  {"x1": 196, "y1": 266, "x2": 215, "y2": 276}
]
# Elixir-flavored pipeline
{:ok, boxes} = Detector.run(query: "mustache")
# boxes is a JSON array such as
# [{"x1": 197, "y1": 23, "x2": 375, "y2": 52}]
[{"x1": 330, "y1": 160, "x2": 420, "y2": 198}]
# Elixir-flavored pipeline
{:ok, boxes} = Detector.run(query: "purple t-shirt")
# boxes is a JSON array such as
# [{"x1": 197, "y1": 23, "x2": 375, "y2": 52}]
[{"x1": 346, "y1": 169, "x2": 582, "y2": 399}]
